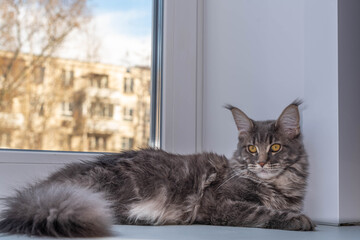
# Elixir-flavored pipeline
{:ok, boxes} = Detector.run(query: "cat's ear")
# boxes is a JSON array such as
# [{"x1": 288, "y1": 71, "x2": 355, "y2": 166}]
[
  {"x1": 225, "y1": 105, "x2": 253, "y2": 136},
  {"x1": 276, "y1": 102, "x2": 301, "y2": 139}
]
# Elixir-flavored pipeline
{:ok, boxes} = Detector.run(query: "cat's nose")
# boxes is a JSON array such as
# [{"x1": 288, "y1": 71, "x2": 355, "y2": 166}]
[{"x1": 258, "y1": 162, "x2": 266, "y2": 167}]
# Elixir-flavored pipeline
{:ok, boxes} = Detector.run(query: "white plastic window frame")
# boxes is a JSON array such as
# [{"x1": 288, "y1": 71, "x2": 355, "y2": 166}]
[
  {"x1": 0, "y1": 0, "x2": 205, "y2": 162},
  {"x1": 161, "y1": 0, "x2": 204, "y2": 154}
]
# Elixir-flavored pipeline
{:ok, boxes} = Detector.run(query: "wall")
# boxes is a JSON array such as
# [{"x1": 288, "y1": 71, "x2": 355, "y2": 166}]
[
  {"x1": 338, "y1": 0, "x2": 360, "y2": 224},
  {"x1": 303, "y1": 0, "x2": 339, "y2": 225},
  {"x1": 203, "y1": 0, "x2": 340, "y2": 224}
]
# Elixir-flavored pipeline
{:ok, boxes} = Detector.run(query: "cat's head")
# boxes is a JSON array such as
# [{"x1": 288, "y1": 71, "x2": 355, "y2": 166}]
[{"x1": 227, "y1": 100, "x2": 305, "y2": 180}]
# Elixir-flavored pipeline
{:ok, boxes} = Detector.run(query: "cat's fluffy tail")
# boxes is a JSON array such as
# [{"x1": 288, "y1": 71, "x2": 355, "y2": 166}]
[{"x1": 0, "y1": 183, "x2": 113, "y2": 237}]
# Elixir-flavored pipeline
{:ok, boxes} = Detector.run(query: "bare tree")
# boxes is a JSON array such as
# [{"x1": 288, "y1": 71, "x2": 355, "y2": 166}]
[
  {"x1": 0, "y1": 0, "x2": 90, "y2": 110},
  {"x1": 0, "y1": 0, "x2": 91, "y2": 149}
]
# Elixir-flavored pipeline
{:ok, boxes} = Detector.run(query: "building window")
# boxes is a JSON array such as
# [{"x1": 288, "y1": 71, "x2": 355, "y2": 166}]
[
  {"x1": 88, "y1": 134, "x2": 108, "y2": 151},
  {"x1": 121, "y1": 137, "x2": 134, "y2": 150},
  {"x1": 62, "y1": 70, "x2": 74, "y2": 87},
  {"x1": 34, "y1": 66, "x2": 45, "y2": 84},
  {"x1": 90, "y1": 74, "x2": 109, "y2": 88},
  {"x1": 124, "y1": 78, "x2": 134, "y2": 93},
  {"x1": 123, "y1": 107, "x2": 134, "y2": 121},
  {"x1": 103, "y1": 104, "x2": 113, "y2": 117},
  {"x1": 61, "y1": 102, "x2": 73, "y2": 116},
  {"x1": 90, "y1": 102, "x2": 113, "y2": 118}
]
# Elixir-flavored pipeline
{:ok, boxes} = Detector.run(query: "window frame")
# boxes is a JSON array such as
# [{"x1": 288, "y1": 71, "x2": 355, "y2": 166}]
[
  {"x1": 123, "y1": 106, "x2": 134, "y2": 121},
  {"x1": 121, "y1": 137, "x2": 134, "y2": 150},
  {"x1": 61, "y1": 101, "x2": 74, "y2": 117},
  {"x1": 149, "y1": 0, "x2": 163, "y2": 149},
  {"x1": 160, "y1": 0, "x2": 204, "y2": 154},
  {"x1": 123, "y1": 77, "x2": 135, "y2": 93}
]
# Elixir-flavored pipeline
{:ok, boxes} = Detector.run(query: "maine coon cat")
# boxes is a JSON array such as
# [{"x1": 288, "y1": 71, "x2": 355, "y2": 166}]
[{"x1": 0, "y1": 101, "x2": 315, "y2": 237}]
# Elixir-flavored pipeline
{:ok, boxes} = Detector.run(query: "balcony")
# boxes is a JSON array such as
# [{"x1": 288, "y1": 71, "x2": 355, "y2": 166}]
[
  {"x1": 86, "y1": 119, "x2": 121, "y2": 134},
  {"x1": 0, "y1": 112, "x2": 24, "y2": 128},
  {"x1": 86, "y1": 87, "x2": 121, "y2": 101}
]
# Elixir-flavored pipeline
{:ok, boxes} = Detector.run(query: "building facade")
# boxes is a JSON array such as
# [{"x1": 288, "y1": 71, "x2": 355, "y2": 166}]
[{"x1": 0, "y1": 51, "x2": 151, "y2": 152}]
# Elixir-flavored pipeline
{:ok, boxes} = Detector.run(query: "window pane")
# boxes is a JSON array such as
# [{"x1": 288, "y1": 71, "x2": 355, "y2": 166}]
[{"x1": 0, "y1": 0, "x2": 152, "y2": 152}]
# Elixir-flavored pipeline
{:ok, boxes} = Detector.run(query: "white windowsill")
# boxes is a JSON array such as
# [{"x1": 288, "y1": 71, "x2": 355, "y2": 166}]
[
  {"x1": 0, "y1": 149, "x2": 100, "y2": 164},
  {"x1": 0, "y1": 225, "x2": 359, "y2": 240}
]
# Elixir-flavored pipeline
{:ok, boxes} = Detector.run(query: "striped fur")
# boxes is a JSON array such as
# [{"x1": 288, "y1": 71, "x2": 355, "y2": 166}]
[{"x1": 0, "y1": 101, "x2": 314, "y2": 237}]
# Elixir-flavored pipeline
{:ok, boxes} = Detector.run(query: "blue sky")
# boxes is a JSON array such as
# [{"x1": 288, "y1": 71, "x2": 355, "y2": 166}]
[
  {"x1": 60, "y1": 0, "x2": 152, "y2": 66},
  {"x1": 89, "y1": 0, "x2": 152, "y2": 13},
  {"x1": 88, "y1": 0, "x2": 152, "y2": 37}
]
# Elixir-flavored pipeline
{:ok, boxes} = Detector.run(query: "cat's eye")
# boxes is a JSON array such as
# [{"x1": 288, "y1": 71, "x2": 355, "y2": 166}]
[
  {"x1": 248, "y1": 145, "x2": 257, "y2": 153},
  {"x1": 271, "y1": 144, "x2": 281, "y2": 152}
]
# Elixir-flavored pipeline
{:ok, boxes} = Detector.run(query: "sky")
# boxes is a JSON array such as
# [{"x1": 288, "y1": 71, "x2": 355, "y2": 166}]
[
  {"x1": 89, "y1": 0, "x2": 152, "y2": 37},
  {"x1": 60, "y1": 0, "x2": 152, "y2": 67}
]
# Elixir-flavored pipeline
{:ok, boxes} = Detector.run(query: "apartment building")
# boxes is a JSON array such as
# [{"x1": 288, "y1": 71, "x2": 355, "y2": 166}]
[{"x1": 0, "y1": 51, "x2": 151, "y2": 152}]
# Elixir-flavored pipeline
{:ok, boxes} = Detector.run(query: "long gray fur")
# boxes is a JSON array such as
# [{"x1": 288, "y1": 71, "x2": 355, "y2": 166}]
[{"x1": 0, "y1": 101, "x2": 315, "y2": 237}]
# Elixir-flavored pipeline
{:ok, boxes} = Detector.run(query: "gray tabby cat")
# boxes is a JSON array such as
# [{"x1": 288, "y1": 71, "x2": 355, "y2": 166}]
[{"x1": 0, "y1": 101, "x2": 315, "y2": 237}]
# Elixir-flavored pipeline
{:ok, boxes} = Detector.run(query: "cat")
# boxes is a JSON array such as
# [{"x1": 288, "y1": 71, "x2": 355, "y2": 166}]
[{"x1": 0, "y1": 100, "x2": 315, "y2": 237}]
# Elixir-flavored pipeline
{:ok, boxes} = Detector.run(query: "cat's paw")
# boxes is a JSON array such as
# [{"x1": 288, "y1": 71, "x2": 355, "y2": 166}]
[
  {"x1": 285, "y1": 213, "x2": 316, "y2": 231},
  {"x1": 266, "y1": 213, "x2": 316, "y2": 231}
]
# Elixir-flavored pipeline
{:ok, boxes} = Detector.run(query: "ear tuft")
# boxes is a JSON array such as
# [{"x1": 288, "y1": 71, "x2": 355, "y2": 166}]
[
  {"x1": 291, "y1": 98, "x2": 303, "y2": 107},
  {"x1": 276, "y1": 103, "x2": 301, "y2": 139},
  {"x1": 225, "y1": 104, "x2": 253, "y2": 136}
]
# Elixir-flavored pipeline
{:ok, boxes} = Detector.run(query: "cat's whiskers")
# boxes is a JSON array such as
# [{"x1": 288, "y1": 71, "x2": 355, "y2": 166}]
[{"x1": 215, "y1": 171, "x2": 241, "y2": 191}]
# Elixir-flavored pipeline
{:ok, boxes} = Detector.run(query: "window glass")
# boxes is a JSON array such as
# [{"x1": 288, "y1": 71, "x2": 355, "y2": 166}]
[
  {"x1": 123, "y1": 107, "x2": 134, "y2": 121},
  {"x1": 0, "y1": 0, "x2": 152, "y2": 152}
]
